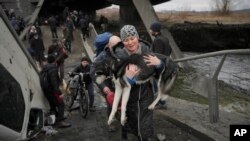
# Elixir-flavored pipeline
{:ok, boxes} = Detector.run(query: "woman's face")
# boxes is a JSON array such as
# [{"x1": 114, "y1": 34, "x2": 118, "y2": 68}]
[{"x1": 122, "y1": 36, "x2": 139, "y2": 53}]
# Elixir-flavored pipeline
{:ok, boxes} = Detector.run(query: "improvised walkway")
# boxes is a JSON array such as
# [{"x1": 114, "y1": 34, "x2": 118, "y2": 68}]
[
  {"x1": 2, "y1": 1, "x2": 249, "y2": 140},
  {"x1": 33, "y1": 25, "x2": 202, "y2": 141}
]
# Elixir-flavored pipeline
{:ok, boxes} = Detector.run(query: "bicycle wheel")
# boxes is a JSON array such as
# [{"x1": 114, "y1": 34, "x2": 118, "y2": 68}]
[
  {"x1": 63, "y1": 81, "x2": 76, "y2": 110},
  {"x1": 79, "y1": 89, "x2": 89, "y2": 118}
]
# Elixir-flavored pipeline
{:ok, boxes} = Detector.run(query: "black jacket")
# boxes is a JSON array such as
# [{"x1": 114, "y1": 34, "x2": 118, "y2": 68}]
[
  {"x1": 73, "y1": 64, "x2": 92, "y2": 84},
  {"x1": 43, "y1": 63, "x2": 61, "y2": 94},
  {"x1": 30, "y1": 37, "x2": 45, "y2": 62},
  {"x1": 152, "y1": 33, "x2": 172, "y2": 56}
]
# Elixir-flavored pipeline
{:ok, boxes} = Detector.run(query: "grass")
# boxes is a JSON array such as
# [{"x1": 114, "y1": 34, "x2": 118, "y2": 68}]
[
  {"x1": 157, "y1": 11, "x2": 250, "y2": 25},
  {"x1": 97, "y1": 7, "x2": 250, "y2": 25}
]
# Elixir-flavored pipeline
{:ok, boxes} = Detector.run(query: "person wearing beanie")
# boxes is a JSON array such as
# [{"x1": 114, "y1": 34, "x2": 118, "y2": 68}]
[
  {"x1": 102, "y1": 25, "x2": 167, "y2": 141},
  {"x1": 150, "y1": 21, "x2": 172, "y2": 109},
  {"x1": 150, "y1": 21, "x2": 161, "y2": 33},
  {"x1": 40, "y1": 54, "x2": 72, "y2": 128},
  {"x1": 120, "y1": 25, "x2": 139, "y2": 42},
  {"x1": 150, "y1": 21, "x2": 172, "y2": 56},
  {"x1": 30, "y1": 31, "x2": 45, "y2": 69},
  {"x1": 48, "y1": 39, "x2": 68, "y2": 81},
  {"x1": 71, "y1": 57, "x2": 96, "y2": 112}
]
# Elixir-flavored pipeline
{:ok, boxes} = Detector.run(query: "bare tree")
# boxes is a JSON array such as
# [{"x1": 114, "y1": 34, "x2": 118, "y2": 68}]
[{"x1": 213, "y1": 0, "x2": 232, "y2": 15}]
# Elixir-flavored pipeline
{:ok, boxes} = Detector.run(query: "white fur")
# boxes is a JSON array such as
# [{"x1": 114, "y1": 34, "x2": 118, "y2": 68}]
[{"x1": 148, "y1": 74, "x2": 176, "y2": 110}]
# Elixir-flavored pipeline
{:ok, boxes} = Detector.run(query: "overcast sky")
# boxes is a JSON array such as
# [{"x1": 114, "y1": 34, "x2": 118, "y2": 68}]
[{"x1": 153, "y1": 0, "x2": 250, "y2": 11}]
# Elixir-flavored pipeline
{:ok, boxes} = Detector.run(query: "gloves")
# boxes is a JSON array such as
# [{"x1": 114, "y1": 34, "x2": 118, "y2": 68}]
[
  {"x1": 105, "y1": 91, "x2": 121, "y2": 111},
  {"x1": 105, "y1": 91, "x2": 115, "y2": 106},
  {"x1": 103, "y1": 87, "x2": 121, "y2": 109},
  {"x1": 53, "y1": 92, "x2": 63, "y2": 104}
]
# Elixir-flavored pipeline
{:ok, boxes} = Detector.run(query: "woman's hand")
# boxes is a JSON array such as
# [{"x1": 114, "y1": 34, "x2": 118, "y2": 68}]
[
  {"x1": 125, "y1": 64, "x2": 140, "y2": 79},
  {"x1": 143, "y1": 55, "x2": 161, "y2": 66}
]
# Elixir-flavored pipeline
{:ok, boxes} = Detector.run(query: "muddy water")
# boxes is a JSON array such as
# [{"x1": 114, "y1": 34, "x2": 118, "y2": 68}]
[{"x1": 184, "y1": 52, "x2": 250, "y2": 93}]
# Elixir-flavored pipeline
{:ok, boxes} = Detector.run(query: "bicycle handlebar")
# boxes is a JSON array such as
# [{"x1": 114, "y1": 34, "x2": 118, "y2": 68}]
[{"x1": 68, "y1": 72, "x2": 89, "y2": 77}]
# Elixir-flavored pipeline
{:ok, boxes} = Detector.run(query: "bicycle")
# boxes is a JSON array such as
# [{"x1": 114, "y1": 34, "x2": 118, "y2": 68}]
[{"x1": 64, "y1": 72, "x2": 89, "y2": 118}]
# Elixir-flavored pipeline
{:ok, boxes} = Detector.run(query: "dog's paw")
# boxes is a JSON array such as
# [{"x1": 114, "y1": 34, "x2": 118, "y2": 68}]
[
  {"x1": 121, "y1": 116, "x2": 127, "y2": 126},
  {"x1": 148, "y1": 104, "x2": 155, "y2": 110},
  {"x1": 108, "y1": 118, "x2": 115, "y2": 125}
]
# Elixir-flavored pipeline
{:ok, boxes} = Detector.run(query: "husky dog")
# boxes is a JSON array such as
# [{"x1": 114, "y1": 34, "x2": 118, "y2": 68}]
[{"x1": 108, "y1": 53, "x2": 178, "y2": 126}]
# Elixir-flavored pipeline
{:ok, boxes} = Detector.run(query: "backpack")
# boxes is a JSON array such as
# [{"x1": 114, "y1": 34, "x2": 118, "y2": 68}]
[
  {"x1": 39, "y1": 68, "x2": 50, "y2": 93},
  {"x1": 94, "y1": 32, "x2": 112, "y2": 57}
]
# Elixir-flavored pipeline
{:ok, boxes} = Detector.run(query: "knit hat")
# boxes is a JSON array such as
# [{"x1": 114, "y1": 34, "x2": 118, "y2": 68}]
[
  {"x1": 120, "y1": 25, "x2": 139, "y2": 41},
  {"x1": 150, "y1": 22, "x2": 161, "y2": 32}
]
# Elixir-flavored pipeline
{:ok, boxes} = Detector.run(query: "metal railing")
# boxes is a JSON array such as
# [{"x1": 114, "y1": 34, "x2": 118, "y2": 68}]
[
  {"x1": 174, "y1": 49, "x2": 250, "y2": 123},
  {"x1": 81, "y1": 23, "x2": 98, "y2": 62}
]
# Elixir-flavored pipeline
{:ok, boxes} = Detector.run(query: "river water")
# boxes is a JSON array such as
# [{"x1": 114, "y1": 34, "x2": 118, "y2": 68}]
[{"x1": 184, "y1": 52, "x2": 250, "y2": 93}]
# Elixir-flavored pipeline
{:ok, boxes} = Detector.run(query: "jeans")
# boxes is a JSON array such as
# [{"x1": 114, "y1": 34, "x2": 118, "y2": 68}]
[{"x1": 86, "y1": 82, "x2": 94, "y2": 108}]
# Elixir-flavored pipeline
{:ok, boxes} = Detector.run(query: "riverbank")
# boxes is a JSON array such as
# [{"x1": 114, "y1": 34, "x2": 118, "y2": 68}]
[{"x1": 158, "y1": 11, "x2": 250, "y2": 25}]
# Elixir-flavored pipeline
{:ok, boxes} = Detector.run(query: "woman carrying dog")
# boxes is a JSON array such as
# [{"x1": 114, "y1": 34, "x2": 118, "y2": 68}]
[{"x1": 112, "y1": 25, "x2": 168, "y2": 141}]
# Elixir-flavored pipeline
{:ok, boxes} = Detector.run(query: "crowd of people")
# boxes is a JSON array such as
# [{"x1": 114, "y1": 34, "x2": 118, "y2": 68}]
[
  {"x1": 3, "y1": 4, "x2": 175, "y2": 140},
  {"x1": 43, "y1": 18, "x2": 173, "y2": 140},
  {"x1": 25, "y1": 8, "x2": 93, "y2": 128}
]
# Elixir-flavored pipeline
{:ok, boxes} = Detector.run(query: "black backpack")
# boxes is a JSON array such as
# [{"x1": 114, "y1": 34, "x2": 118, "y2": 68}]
[{"x1": 39, "y1": 68, "x2": 50, "y2": 93}]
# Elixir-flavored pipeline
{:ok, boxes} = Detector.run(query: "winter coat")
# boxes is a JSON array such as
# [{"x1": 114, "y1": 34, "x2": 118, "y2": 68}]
[
  {"x1": 93, "y1": 40, "x2": 166, "y2": 139},
  {"x1": 43, "y1": 63, "x2": 61, "y2": 95},
  {"x1": 152, "y1": 33, "x2": 172, "y2": 56},
  {"x1": 30, "y1": 37, "x2": 45, "y2": 62},
  {"x1": 72, "y1": 64, "x2": 92, "y2": 84},
  {"x1": 48, "y1": 16, "x2": 57, "y2": 30},
  {"x1": 112, "y1": 40, "x2": 161, "y2": 139}
]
